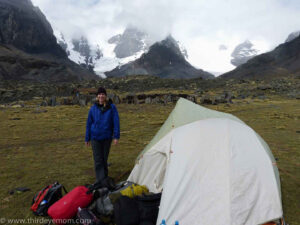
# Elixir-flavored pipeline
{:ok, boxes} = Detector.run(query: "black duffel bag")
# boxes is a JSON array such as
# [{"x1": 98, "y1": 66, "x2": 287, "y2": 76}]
[
  {"x1": 136, "y1": 193, "x2": 162, "y2": 224},
  {"x1": 114, "y1": 193, "x2": 162, "y2": 225},
  {"x1": 114, "y1": 195, "x2": 139, "y2": 225}
]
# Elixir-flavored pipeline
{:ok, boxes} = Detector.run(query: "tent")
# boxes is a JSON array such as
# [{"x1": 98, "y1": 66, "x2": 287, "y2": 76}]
[{"x1": 128, "y1": 98, "x2": 282, "y2": 225}]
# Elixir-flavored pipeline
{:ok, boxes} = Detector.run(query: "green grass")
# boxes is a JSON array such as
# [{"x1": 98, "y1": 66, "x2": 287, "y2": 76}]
[{"x1": 0, "y1": 99, "x2": 299, "y2": 224}]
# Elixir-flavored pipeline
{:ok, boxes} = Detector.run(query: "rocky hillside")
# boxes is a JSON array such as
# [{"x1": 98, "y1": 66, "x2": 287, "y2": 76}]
[
  {"x1": 0, "y1": 0, "x2": 98, "y2": 82},
  {"x1": 105, "y1": 36, "x2": 214, "y2": 79},
  {"x1": 0, "y1": 45, "x2": 98, "y2": 82},
  {"x1": 221, "y1": 35, "x2": 300, "y2": 79},
  {"x1": 0, "y1": 0, "x2": 65, "y2": 57}
]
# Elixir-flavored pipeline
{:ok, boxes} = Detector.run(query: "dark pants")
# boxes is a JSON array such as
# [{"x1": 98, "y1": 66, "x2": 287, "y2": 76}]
[{"x1": 91, "y1": 139, "x2": 112, "y2": 182}]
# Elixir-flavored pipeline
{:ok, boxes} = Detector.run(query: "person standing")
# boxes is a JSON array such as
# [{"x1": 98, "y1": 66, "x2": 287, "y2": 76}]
[{"x1": 85, "y1": 87, "x2": 120, "y2": 182}]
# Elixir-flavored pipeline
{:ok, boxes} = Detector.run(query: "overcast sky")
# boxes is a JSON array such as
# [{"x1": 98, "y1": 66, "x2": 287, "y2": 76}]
[{"x1": 31, "y1": 0, "x2": 300, "y2": 74}]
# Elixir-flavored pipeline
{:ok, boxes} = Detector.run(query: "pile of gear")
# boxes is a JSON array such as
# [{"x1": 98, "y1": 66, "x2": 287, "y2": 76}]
[{"x1": 30, "y1": 178, "x2": 161, "y2": 225}]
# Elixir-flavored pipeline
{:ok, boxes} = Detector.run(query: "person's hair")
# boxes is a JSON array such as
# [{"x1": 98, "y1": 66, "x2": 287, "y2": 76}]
[{"x1": 97, "y1": 87, "x2": 107, "y2": 96}]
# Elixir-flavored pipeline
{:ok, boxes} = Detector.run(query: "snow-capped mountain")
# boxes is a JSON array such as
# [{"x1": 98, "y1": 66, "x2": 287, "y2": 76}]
[
  {"x1": 231, "y1": 40, "x2": 259, "y2": 67},
  {"x1": 105, "y1": 35, "x2": 213, "y2": 79},
  {"x1": 55, "y1": 31, "x2": 102, "y2": 72},
  {"x1": 222, "y1": 34, "x2": 300, "y2": 79},
  {"x1": 54, "y1": 27, "x2": 189, "y2": 78},
  {"x1": 285, "y1": 31, "x2": 300, "y2": 43},
  {"x1": 108, "y1": 27, "x2": 151, "y2": 58}
]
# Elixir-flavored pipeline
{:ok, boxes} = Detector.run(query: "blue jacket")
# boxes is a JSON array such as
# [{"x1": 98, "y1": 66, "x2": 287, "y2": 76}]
[{"x1": 85, "y1": 101, "x2": 120, "y2": 142}]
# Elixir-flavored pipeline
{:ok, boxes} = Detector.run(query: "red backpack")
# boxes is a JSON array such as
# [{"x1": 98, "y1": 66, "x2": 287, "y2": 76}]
[
  {"x1": 31, "y1": 182, "x2": 67, "y2": 216},
  {"x1": 48, "y1": 186, "x2": 93, "y2": 225}
]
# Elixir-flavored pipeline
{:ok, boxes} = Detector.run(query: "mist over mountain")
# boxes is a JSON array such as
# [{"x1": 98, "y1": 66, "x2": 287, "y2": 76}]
[
  {"x1": 56, "y1": 32, "x2": 103, "y2": 72},
  {"x1": 54, "y1": 27, "x2": 148, "y2": 77},
  {"x1": 285, "y1": 30, "x2": 300, "y2": 43},
  {"x1": 55, "y1": 27, "x2": 190, "y2": 78},
  {"x1": 221, "y1": 35, "x2": 300, "y2": 79},
  {"x1": 105, "y1": 36, "x2": 214, "y2": 79},
  {"x1": 30, "y1": 0, "x2": 300, "y2": 75},
  {"x1": 1, "y1": 0, "x2": 298, "y2": 82},
  {"x1": 108, "y1": 27, "x2": 151, "y2": 58}
]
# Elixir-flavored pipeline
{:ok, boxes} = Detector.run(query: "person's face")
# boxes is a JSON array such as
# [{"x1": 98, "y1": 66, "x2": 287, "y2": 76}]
[{"x1": 98, "y1": 93, "x2": 106, "y2": 104}]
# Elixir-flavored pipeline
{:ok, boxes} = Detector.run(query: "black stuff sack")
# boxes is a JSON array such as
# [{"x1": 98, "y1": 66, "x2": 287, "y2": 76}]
[
  {"x1": 136, "y1": 193, "x2": 162, "y2": 224},
  {"x1": 114, "y1": 196, "x2": 139, "y2": 225}
]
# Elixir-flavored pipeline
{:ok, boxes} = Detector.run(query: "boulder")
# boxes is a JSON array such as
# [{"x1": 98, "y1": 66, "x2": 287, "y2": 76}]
[
  {"x1": 151, "y1": 96, "x2": 161, "y2": 104},
  {"x1": 33, "y1": 107, "x2": 48, "y2": 113},
  {"x1": 123, "y1": 93, "x2": 137, "y2": 104},
  {"x1": 79, "y1": 99, "x2": 87, "y2": 107},
  {"x1": 50, "y1": 96, "x2": 57, "y2": 106},
  {"x1": 163, "y1": 95, "x2": 172, "y2": 104},
  {"x1": 145, "y1": 97, "x2": 152, "y2": 104},
  {"x1": 108, "y1": 93, "x2": 121, "y2": 104},
  {"x1": 40, "y1": 100, "x2": 48, "y2": 107},
  {"x1": 257, "y1": 84, "x2": 272, "y2": 90},
  {"x1": 60, "y1": 97, "x2": 73, "y2": 105},
  {"x1": 200, "y1": 95, "x2": 214, "y2": 105}
]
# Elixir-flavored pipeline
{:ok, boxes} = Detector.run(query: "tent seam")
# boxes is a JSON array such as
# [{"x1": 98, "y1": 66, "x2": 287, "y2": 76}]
[{"x1": 227, "y1": 119, "x2": 232, "y2": 225}]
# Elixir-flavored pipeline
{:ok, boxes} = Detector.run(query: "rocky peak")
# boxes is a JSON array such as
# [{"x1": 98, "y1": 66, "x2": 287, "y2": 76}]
[
  {"x1": 108, "y1": 27, "x2": 150, "y2": 58},
  {"x1": 221, "y1": 35, "x2": 300, "y2": 79},
  {"x1": 0, "y1": 0, "x2": 66, "y2": 58},
  {"x1": 70, "y1": 36, "x2": 103, "y2": 68},
  {"x1": 105, "y1": 35, "x2": 213, "y2": 79},
  {"x1": 95, "y1": 46, "x2": 102, "y2": 60},
  {"x1": 1, "y1": 0, "x2": 34, "y2": 8},
  {"x1": 231, "y1": 40, "x2": 258, "y2": 67},
  {"x1": 56, "y1": 32, "x2": 69, "y2": 55},
  {"x1": 285, "y1": 31, "x2": 300, "y2": 43},
  {"x1": 158, "y1": 35, "x2": 185, "y2": 59},
  {"x1": 72, "y1": 37, "x2": 91, "y2": 61}
]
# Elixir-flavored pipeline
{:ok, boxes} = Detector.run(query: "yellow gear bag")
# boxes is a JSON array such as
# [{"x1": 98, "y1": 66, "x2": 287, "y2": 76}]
[{"x1": 120, "y1": 184, "x2": 149, "y2": 198}]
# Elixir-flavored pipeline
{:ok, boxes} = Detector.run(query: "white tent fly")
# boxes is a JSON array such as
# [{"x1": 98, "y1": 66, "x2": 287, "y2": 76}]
[{"x1": 128, "y1": 98, "x2": 282, "y2": 225}]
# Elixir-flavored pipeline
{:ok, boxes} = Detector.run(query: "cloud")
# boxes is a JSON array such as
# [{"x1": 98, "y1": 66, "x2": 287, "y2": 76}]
[{"x1": 31, "y1": 0, "x2": 300, "y2": 74}]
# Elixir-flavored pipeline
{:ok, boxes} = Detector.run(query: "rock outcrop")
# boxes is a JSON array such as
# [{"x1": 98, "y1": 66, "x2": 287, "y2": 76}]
[
  {"x1": 0, "y1": 0, "x2": 99, "y2": 82},
  {"x1": 0, "y1": 0, "x2": 65, "y2": 57}
]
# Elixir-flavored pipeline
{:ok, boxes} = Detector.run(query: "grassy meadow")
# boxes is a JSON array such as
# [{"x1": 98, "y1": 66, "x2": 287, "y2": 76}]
[{"x1": 0, "y1": 98, "x2": 299, "y2": 224}]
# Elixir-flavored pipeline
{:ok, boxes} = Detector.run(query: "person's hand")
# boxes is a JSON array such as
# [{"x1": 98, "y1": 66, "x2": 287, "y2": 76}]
[
  {"x1": 85, "y1": 141, "x2": 90, "y2": 147},
  {"x1": 113, "y1": 139, "x2": 118, "y2": 145}
]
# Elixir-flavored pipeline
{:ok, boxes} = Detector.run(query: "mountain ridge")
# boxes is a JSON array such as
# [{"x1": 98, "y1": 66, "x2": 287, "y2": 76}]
[
  {"x1": 105, "y1": 36, "x2": 214, "y2": 79},
  {"x1": 221, "y1": 35, "x2": 300, "y2": 79}
]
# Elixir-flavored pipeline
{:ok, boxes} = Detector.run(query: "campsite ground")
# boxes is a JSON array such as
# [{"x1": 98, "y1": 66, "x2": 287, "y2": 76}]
[{"x1": 0, "y1": 98, "x2": 299, "y2": 224}]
